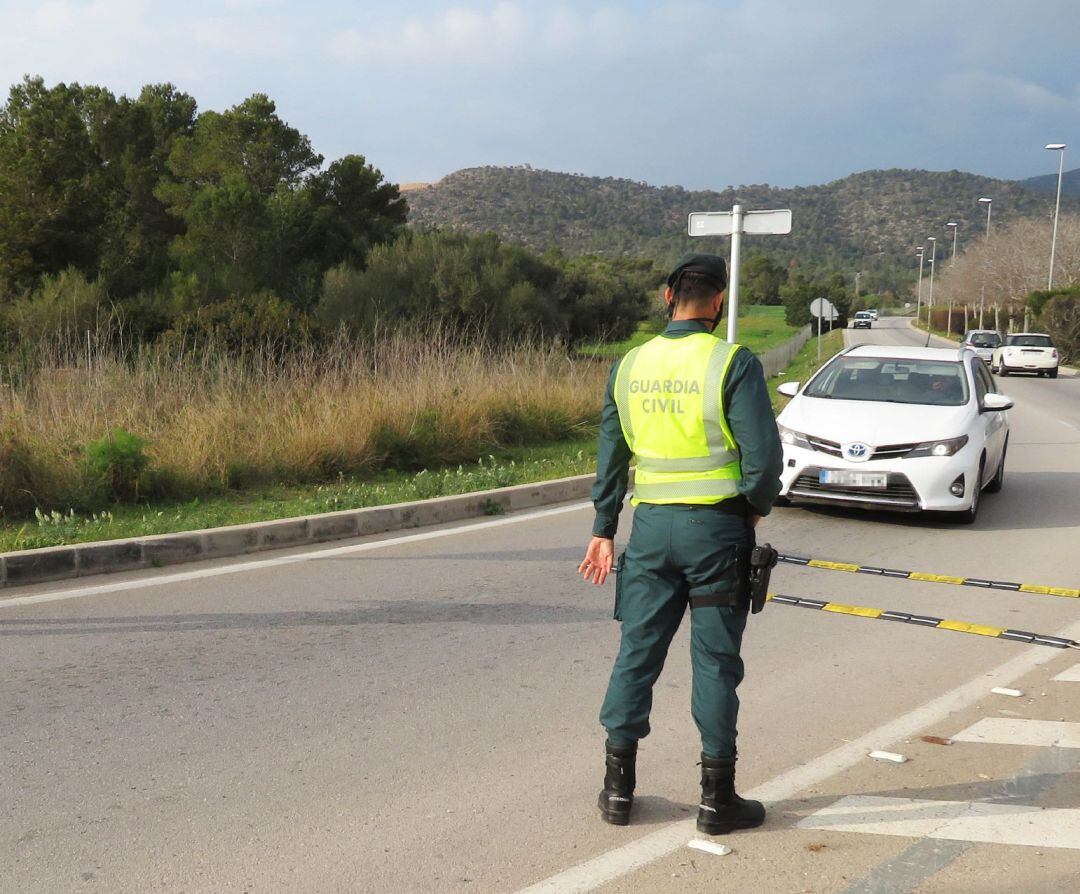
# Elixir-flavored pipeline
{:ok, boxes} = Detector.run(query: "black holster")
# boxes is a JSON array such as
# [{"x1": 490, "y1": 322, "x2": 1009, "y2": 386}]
[{"x1": 748, "y1": 542, "x2": 778, "y2": 614}]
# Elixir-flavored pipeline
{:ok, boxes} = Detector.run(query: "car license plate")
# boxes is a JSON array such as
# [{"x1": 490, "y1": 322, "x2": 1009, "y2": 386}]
[{"x1": 819, "y1": 470, "x2": 888, "y2": 488}]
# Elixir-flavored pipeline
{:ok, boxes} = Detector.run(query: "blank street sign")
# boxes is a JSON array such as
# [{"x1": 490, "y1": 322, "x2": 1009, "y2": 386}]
[{"x1": 688, "y1": 209, "x2": 792, "y2": 237}]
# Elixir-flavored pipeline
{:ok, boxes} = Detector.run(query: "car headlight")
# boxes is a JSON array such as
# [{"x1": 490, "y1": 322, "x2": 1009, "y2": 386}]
[
  {"x1": 777, "y1": 424, "x2": 812, "y2": 449},
  {"x1": 906, "y1": 435, "x2": 969, "y2": 457}
]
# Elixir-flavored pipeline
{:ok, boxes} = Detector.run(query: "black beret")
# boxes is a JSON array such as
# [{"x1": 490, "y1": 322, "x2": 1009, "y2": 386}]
[{"x1": 667, "y1": 253, "x2": 728, "y2": 291}]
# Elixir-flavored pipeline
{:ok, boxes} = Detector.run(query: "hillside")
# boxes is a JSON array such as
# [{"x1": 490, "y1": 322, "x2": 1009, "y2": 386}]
[
  {"x1": 406, "y1": 166, "x2": 1080, "y2": 292},
  {"x1": 1018, "y1": 167, "x2": 1080, "y2": 197}
]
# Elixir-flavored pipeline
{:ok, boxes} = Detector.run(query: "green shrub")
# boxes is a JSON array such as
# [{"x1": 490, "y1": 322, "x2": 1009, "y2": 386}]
[
  {"x1": 157, "y1": 292, "x2": 323, "y2": 355},
  {"x1": 1040, "y1": 292, "x2": 1080, "y2": 362},
  {"x1": 316, "y1": 231, "x2": 648, "y2": 344},
  {"x1": 83, "y1": 429, "x2": 153, "y2": 502},
  {"x1": 0, "y1": 268, "x2": 108, "y2": 349}
]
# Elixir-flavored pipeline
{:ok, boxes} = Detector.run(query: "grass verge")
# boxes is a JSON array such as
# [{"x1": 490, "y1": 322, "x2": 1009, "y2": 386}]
[
  {"x1": 1, "y1": 315, "x2": 815, "y2": 554},
  {"x1": 768, "y1": 328, "x2": 845, "y2": 413},
  {"x1": 0, "y1": 438, "x2": 598, "y2": 553}
]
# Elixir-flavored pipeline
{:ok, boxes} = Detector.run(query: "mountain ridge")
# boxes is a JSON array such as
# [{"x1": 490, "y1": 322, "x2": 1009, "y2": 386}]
[{"x1": 406, "y1": 165, "x2": 1080, "y2": 292}]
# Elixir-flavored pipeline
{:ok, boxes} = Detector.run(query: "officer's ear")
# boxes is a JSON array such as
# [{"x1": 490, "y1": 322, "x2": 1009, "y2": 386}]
[{"x1": 664, "y1": 286, "x2": 676, "y2": 318}]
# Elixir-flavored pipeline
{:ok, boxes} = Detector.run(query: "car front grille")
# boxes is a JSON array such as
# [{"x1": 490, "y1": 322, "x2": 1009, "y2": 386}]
[
  {"x1": 806, "y1": 435, "x2": 842, "y2": 457},
  {"x1": 871, "y1": 442, "x2": 919, "y2": 459},
  {"x1": 801, "y1": 437, "x2": 917, "y2": 460},
  {"x1": 789, "y1": 466, "x2": 921, "y2": 509}
]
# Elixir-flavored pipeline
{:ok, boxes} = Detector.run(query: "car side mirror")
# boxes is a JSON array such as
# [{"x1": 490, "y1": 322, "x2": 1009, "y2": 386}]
[
  {"x1": 777, "y1": 382, "x2": 800, "y2": 397},
  {"x1": 981, "y1": 393, "x2": 1013, "y2": 412}
]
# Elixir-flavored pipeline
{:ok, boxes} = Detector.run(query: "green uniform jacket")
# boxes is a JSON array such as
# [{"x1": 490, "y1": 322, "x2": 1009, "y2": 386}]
[{"x1": 591, "y1": 320, "x2": 784, "y2": 538}]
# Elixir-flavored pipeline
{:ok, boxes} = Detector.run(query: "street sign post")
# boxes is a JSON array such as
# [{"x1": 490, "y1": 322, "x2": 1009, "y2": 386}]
[
  {"x1": 688, "y1": 206, "x2": 792, "y2": 342},
  {"x1": 809, "y1": 298, "x2": 838, "y2": 361}
]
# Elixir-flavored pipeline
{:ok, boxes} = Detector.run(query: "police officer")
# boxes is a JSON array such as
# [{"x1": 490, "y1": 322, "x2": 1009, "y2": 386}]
[{"x1": 578, "y1": 253, "x2": 783, "y2": 835}]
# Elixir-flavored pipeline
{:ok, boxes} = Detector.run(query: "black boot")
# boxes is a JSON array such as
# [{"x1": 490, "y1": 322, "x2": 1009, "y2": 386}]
[
  {"x1": 597, "y1": 742, "x2": 637, "y2": 826},
  {"x1": 696, "y1": 754, "x2": 765, "y2": 835}
]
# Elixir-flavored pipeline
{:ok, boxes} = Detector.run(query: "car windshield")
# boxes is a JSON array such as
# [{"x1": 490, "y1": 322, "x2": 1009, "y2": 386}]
[
  {"x1": 967, "y1": 332, "x2": 1000, "y2": 347},
  {"x1": 1006, "y1": 335, "x2": 1053, "y2": 348},
  {"x1": 804, "y1": 357, "x2": 969, "y2": 406},
  {"x1": 855, "y1": 312, "x2": 871, "y2": 318}
]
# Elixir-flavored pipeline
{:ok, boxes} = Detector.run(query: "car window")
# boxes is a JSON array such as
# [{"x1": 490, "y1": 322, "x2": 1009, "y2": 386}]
[
  {"x1": 1006, "y1": 335, "x2": 1053, "y2": 347},
  {"x1": 971, "y1": 359, "x2": 989, "y2": 403},
  {"x1": 975, "y1": 360, "x2": 995, "y2": 396},
  {"x1": 966, "y1": 332, "x2": 1001, "y2": 347},
  {"x1": 803, "y1": 357, "x2": 969, "y2": 406}
]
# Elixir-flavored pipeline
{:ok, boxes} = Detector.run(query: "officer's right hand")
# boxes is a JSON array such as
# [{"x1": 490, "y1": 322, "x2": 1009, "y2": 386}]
[{"x1": 579, "y1": 537, "x2": 614, "y2": 586}]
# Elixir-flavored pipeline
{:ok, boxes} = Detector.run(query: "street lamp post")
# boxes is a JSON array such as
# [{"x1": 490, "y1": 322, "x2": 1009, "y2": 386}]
[
  {"x1": 1046, "y1": 143, "x2": 1067, "y2": 290},
  {"x1": 915, "y1": 248, "x2": 925, "y2": 324},
  {"x1": 946, "y1": 221, "x2": 959, "y2": 266},
  {"x1": 927, "y1": 236, "x2": 937, "y2": 334},
  {"x1": 854, "y1": 271, "x2": 862, "y2": 305},
  {"x1": 945, "y1": 222, "x2": 958, "y2": 335},
  {"x1": 978, "y1": 197, "x2": 992, "y2": 328}
]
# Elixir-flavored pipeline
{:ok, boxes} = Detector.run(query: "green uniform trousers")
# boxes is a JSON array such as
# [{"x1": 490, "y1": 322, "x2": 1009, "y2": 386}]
[{"x1": 599, "y1": 502, "x2": 751, "y2": 760}]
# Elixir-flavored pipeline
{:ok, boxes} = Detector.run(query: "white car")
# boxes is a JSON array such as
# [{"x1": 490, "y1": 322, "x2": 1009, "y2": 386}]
[
  {"x1": 867, "y1": 309, "x2": 879, "y2": 321},
  {"x1": 775, "y1": 345, "x2": 1011, "y2": 523},
  {"x1": 961, "y1": 329, "x2": 1002, "y2": 365},
  {"x1": 990, "y1": 333, "x2": 1059, "y2": 378}
]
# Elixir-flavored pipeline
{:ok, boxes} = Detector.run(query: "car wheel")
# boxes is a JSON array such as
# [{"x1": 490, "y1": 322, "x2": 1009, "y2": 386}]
[
  {"x1": 773, "y1": 495, "x2": 791, "y2": 508},
  {"x1": 956, "y1": 460, "x2": 984, "y2": 525},
  {"x1": 998, "y1": 364, "x2": 1009, "y2": 376},
  {"x1": 986, "y1": 440, "x2": 1006, "y2": 493},
  {"x1": 1050, "y1": 367, "x2": 1059, "y2": 379}
]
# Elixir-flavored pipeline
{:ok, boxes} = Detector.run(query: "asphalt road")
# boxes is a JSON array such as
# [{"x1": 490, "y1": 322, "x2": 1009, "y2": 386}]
[{"x1": 3, "y1": 316, "x2": 1079, "y2": 893}]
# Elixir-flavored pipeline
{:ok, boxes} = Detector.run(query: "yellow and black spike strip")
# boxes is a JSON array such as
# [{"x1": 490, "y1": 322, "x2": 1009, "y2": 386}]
[
  {"x1": 766, "y1": 593, "x2": 1080, "y2": 650},
  {"x1": 776, "y1": 553, "x2": 1080, "y2": 600}
]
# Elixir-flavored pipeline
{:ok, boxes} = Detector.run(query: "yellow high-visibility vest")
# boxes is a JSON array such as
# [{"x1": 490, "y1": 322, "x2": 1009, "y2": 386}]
[{"x1": 614, "y1": 331, "x2": 742, "y2": 505}]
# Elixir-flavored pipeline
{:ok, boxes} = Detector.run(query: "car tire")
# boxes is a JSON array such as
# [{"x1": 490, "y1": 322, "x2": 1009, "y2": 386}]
[
  {"x1": 986, "y1": 440, "x2": 1006, "y2": 493},
  {"x1": 998, "y1": 364, "x2": 1009, "y2": 376},
  {"x1": 773, "y1": 495, "x2": 791, "y2": 508},
  {"x1": 1050, "y1": 367, "x2": 1059, "y2": 379},
  {"x1": 956, "y1": 460, "x2": 984, "y2": 525}
]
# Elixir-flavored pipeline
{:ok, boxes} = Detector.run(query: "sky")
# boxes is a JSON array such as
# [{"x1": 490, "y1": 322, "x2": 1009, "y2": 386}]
[{"x1": 1, "y1": 0, "x2": 1078, "y2": 191}]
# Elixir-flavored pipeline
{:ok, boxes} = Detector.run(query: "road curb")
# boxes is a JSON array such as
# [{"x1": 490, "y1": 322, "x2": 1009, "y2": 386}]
[{"x1": 0, "y1": 473, "x2": 605, "y2": 590}]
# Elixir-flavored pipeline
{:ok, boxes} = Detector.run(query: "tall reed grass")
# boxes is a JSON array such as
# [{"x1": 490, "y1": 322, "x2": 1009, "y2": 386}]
[{"x1": 0, "y1": 327, "x2": 607, "y2": 519}]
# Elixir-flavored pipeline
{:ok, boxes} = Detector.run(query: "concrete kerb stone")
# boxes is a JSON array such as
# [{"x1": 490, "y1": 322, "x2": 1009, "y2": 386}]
[
  {"x1": 3, "y1": 546, "x2": 79, "y2": 587},
  {"x1": 0, "y1": 473, "x2": 599, "y2": 591}
]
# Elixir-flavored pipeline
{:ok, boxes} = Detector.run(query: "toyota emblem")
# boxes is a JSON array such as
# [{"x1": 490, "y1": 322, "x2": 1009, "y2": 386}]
[{"x1": 843, "y1": 442, "x2": 871, "y2": 462}]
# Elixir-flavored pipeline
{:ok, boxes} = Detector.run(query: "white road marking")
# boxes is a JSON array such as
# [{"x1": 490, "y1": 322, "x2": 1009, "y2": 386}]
[
  {"x1": 0, "y1": 501, "x2": 592, "y2": 609},
  {"x1": 513, "y1": 618, "x2": 1080, "y2": 894},
  {"x1": 798, "y1": 795, "x2": 1080, "y2": 850},
  {"x1": 952, "y1": 718, "x2": 1080, "y2": 749},
  {"x1": 1053, "y1": 664, "x2": 1080, "y2": 682}
]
